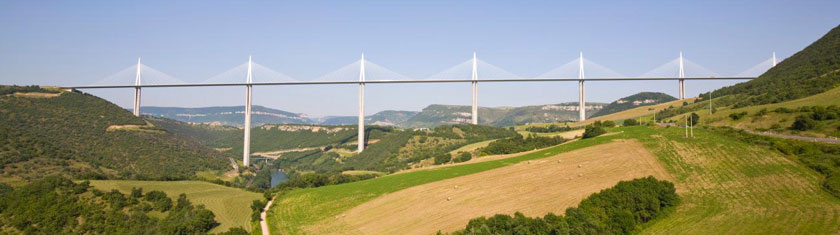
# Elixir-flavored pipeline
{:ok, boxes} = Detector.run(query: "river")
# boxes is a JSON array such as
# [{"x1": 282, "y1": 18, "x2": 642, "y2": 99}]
[{"x1": 270, "y1": 169, "x2": 288, "y2": 187}]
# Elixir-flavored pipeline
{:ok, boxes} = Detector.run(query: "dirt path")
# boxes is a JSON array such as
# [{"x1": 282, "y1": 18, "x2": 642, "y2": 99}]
[
  {"x1": 261, "y1": 197, "x2": 274, "y2": 235},
  {"x1": 309, "y1": 139, "x2": 671, "y2": 234},
  {"x1": 746, "y1": 130, "x2": 840, "y2": 144}
]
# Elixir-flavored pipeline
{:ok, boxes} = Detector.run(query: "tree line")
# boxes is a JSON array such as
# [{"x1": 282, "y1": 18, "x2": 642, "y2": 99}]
[{"x1": 447, "y1": 176, "x2": 679, "y2": 235}]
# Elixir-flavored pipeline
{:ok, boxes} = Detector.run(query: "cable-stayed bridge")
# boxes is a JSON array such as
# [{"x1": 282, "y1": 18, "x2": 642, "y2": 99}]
[{"x1": 62, "y1": 52, "x2": 776, "y2": 166}]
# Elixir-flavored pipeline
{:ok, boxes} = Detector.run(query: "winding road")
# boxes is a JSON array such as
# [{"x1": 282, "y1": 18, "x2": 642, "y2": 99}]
[{"x1": 261, "y1": 197, "x2": 274, "y2": 235}]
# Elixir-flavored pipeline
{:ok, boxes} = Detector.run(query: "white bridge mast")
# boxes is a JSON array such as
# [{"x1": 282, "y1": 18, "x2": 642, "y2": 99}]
[
  {"x1": 471, "y1": 52, "x2": 478, "y2": 125},
  {"x1": 243, "y1": 56, "x2": 253, "y2": 167},
  {"x1": 133, "y1": 57, "x2": 142, "y2": 116},
  {"x1": 358, "y1": 54, "x2": 366, "y2": 153},
  {"x1": 578, "y1": 52, "x2": 586, "y2": 121},
  {"x1": 679, "y1": 52, "x2": 685, "y2": 100}
]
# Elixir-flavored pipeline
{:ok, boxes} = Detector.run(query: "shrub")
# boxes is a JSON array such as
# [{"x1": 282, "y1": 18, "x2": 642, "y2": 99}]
[
  {"x1": 622, "y1": 119, "x2": 639, "y2": 126},
  {"x1": 791, "y1": 115, "x2": 817, "y2": 131},
  {"x1": 434, "y1": 154, "x2": 452, "y2": 165},
  {"x1": 729, "y1": 111, "x2": 748, "y2": 120},
  {"x1": 453, "y1": 152, "x2": 472, "y2": 163},
  {"x1": 602, "y1": 120, "x2": 616, "y2": 128},
  {"x1": 582, "y1": 126, "x2": 607, "y2": 139}
]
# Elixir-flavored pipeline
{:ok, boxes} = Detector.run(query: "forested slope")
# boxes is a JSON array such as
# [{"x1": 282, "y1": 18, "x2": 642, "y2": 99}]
[
  {"x1": 710, "y1": 24, "x2": 840, "y2": 107},
  {"x1": 0, "y1": 86, "x2": 229, "y2": 183}
]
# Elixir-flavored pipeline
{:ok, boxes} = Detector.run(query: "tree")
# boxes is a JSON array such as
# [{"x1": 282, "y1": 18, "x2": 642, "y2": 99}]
[
  {"x1": 791, "y1": 115, "x2": 817, "y2": 131},
  {"x1": 623, "y1": 119, "x2": 639, "y2": 126},
  {"x1": 582, "y1": 126, "x2": 607, "y2": 139},
  {"x1": 434, "y1": 154, "x2": 452, "y2": 165},
  {"x1": 689, "y1": 113, "x2": 700, "y2": 126}
]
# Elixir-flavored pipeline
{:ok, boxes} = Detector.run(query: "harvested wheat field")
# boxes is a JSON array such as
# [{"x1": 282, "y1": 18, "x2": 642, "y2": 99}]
[{"x1": 310, "y1": 139, "x2": 671, "y2": 234}]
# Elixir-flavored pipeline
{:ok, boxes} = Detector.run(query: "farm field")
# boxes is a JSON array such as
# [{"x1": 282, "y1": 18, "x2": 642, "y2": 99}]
[
  {"x1": 268, "y1": 126, "x2": 840, "y2": 234},
  {"x1": 636, "y1": 126, "x2": 840, "y2": 234},
  {"x1": 266, "y1": 130, "x2": 627, "y2": 234},
  {"x1": 89, "y1": 180, "x2": 263, "y2": 233},
  {"x1": 315, "y1": 139, "x2": 670, "y2": 234}
]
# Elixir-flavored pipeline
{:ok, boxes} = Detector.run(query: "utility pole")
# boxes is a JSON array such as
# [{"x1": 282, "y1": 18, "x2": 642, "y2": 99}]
[
  {"x1": 578, "y1": 52, "x2": 586, "y2": 121},
  {"x1": 242, "y1": 56, "x2": 253, "y2": 167},
  {"x1": 133, "y1": 57, "x2": 142, "y2": 116},
  {"x1": 358, "y1": 54, "x2": 366, "y2": 153},
  {"x1": 709, "y1": 90, "x2": 713, "y2": 114},
  {"x1": 690, "y1": 114, "x2": 694, "y2": 137},
  {"x1": 471, "y1": 51, "x2": 478, "y2": 125}
]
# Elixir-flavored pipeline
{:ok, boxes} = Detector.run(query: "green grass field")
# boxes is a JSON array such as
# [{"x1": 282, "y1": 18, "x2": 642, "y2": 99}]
[
  {"x1": 267, "y1": 131, "x2": 625, "y2": 234},
  {"x1": 635, "y1": 126, "x2": 840, "y2": 234},
  {"x1": 89, "y1": 180, "x2": 263, "y2": 233},
  {"x1": 269, "y1": 126, "x2": 840, "y2": 234},
  {"x1": 668, "y1": 86, "x2": 840, "y2": 137}
]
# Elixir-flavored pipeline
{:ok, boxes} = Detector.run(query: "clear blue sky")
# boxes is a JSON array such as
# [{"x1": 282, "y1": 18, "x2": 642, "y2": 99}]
[{"x1": 1, "y1": 0, "x2": 839, "y2": 116}]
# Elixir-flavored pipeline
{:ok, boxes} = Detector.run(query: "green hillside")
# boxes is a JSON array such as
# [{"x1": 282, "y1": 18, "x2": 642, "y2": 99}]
[
  {"x1": 591, "y1": 92, "x2": 676, "y2": 118},
  {"x1": 150, "y1": 116, "x2": 518, "y2": 174},
  {"x1": 0, "y1": 86, "x2": 229, "y2": 184},
  {"x1": 709, "y1": 24, "x2": 840, "y2": 107}
]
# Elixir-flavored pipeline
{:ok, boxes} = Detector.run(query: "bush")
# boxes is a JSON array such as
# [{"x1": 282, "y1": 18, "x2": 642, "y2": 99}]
[
  {"x1": 622, "y1": 119, "x2": 639, "y2": 126},
  {"x1": 479, "y1": 135, "x2": 567, "y2": 155},
  {"x1": 453, "y1": 152, "x2": 472, "y2": 163},
  {"x1": 582, "y1": 126, "x2": 607, "y2": 139},
  {"x1": 729, "y1": 111, "x2": 748, "y2": 120},
  {"x1": 689, "y1": 112, "x2": 700, "y2": 126},
  {"x1": 791, "y1": 115, "x2": 817, "y2": 131},
  {"x1": 434, "y1": 154, "x2": 452, "y2": 165},
  {"x1": 602, "y1": 120, "x2": 616, "y2": 128}
]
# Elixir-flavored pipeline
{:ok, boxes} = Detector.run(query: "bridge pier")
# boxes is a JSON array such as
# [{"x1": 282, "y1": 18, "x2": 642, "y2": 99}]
[
  {"x1": 133, "y1": 57, "x2": 142, "y2": 116},
  {"x1": 578, "y1": 52, "x2": 586, "y2": 121},
  {"x1": 679, "y1": 79, "x2": 685, "y2": 100},
  {"x1": 678, "y1": 52, "x2": 685, "y2": 100},
  {"x1": 358, "y1": 54, "x2": 366, "y2": 153},
  {"x1": 243, "y1": 57, "x2": 253, "y2": 167},
  {"x1": 471, "y1": 52, "x2": 478, "y2": 125}
]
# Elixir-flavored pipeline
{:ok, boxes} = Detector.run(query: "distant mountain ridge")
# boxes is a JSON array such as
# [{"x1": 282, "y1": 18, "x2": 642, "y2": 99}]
[
  {"x1": 142, "y1": 100, "x2": 619, "y2": 128},
  {"x1": 140, "y1": 102, "x2": 608, "y2": 128},
  {"x1": 590, "y1": 92, "x2": 677, "y2": 118}
]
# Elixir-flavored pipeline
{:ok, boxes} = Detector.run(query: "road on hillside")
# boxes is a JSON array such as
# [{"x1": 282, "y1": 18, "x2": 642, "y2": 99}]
[
  {"x1": 746, "y1": 130, "x2": 840, "y2": 144},
  {"x1": 261, "y1": 197, "x2": 274, "y2": 235},
  {"x1": 655, "y1": 123, "x2": 840, "y2": 144}
]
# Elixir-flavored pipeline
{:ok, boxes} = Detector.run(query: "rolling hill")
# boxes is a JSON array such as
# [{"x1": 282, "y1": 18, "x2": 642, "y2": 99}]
[
  {"x1": 0, "y1": 86, "x2": 230, "y2": 184},
  {"x1": 590, "y1": 92, "x2": 676, "y2": 118},
  {"x1": 709, "y1": 24, "x2": 840, "y2": 108},
  {"x1": 404, "y1": 102, "x2": 606, "y2": 128}
]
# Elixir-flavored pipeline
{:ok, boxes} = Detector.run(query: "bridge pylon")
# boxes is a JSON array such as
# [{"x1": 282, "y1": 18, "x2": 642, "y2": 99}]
[
  {"x1": 243, "y1": 56, "x2": 253, "y2": 167},
  {"x1": 471, "y1": 51, "x2": 478, "y2": 125},
  {"x1": 678, "y1": 52, "x2": 685, "y2": 100},
  {"x1": 133, "y1": 57, "x2": 142, "y2": 116},
  {"x1": 358, "y1": 54, "x2": 366, "y2": 153},
  {"x1": 578, "y1": 52, "x2": 586, "y2": 121}
]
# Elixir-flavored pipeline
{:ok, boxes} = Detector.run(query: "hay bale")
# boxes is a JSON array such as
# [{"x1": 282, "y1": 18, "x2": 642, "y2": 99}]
[
  {"x1": 446, "y1": 196, "x2": 452, "y2": 201},
  {"x1": 577, "y1": 164, "x2": 582, "y2": 168}
]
